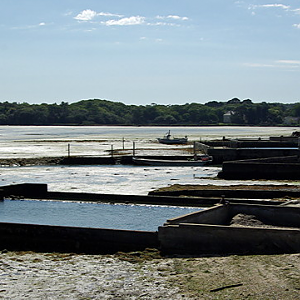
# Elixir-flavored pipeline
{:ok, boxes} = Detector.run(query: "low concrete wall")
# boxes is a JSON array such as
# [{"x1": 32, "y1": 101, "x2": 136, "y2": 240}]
[
  {"x1": 158, "y1": 203, "x2": 300, "y2": 255},
  {"x1": 205, "y1": 140, "x2": 297, "y2": 148},
  {"x1": 165, "y1": 205, "x2": 229, "y2": 226},
  {"x1": 2, "y1": 183, "x2": 288, "y2": 205},
  {"x1": 159, "y1": 223, "x2": 300, "y2": 255},
  {"x1": 0, "y1": 222, "x2": 158, "y2": 254},
  {"x1": 0, "y1": 183, "x2": 223, "y2": 207},
  {"x1": 218, "y1": 156, "x2": 300, "y2": 179},
  {"x1": 208, "y1": 148, "x2": 299, "y2": 164},
  {"x1": 150, "y1": 187, "x2": 300, "y2": 200},
  {"x1": 1, "y1": 183, "x2": 48, "y2": 197},
  {"x1": 44, "y1": 191, "x2": 211, "y2": 207},
  {"x1": 239, "y1": 156, "x2": 298, "y2": 163},
  {"x1": 3, "y1": 184, "x2": 300, "y2": 256},
  {"x1": 167, "y1": 203, "x2": 300, "y2": 227},
  {"x1": 270, "y1": 136, "x2": 299, "y2": 142}
]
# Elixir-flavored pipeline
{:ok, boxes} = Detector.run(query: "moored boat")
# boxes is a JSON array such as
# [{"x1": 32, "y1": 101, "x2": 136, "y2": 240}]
[
  {"x1": 132, "y1": 155, "x2": 212, "y2": 166},
  {"x1": 157, "y1": 130, "x2": 188, "y2": 144}
]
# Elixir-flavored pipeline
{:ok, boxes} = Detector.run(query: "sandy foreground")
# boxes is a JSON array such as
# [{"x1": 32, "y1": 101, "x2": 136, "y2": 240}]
[{"x1": 1, "y1": 251, "x2": 300, "y2": 300}]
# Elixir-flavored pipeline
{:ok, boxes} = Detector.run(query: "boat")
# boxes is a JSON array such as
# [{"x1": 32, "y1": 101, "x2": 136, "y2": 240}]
[
  {"x1": 132, "y1": 155, "x2": 212, "y2": 166},
  {"x1": 157, "y1": 130, "x2": 188, "y2": 144}
]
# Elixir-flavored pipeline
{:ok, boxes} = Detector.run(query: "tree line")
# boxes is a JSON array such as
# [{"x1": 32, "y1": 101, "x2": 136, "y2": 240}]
[{"x1": 0, "y1": 98, "x2": 299, "y2": 126}]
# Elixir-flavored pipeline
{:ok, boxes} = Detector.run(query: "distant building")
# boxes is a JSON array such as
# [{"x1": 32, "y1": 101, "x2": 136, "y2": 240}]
[{"x1": 223, "y1": 111, "x2": 235, "y2": 123}]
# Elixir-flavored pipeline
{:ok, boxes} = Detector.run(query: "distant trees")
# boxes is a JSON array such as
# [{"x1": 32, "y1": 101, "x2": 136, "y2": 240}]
[{"x1": 0, "y1": 98, "x2": 299, "y2": 126}]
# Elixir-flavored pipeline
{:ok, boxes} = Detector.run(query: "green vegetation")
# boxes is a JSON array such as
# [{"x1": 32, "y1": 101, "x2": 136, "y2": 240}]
[{"x1": 0, "y1": 98, "x2": 299, "y2": 126}]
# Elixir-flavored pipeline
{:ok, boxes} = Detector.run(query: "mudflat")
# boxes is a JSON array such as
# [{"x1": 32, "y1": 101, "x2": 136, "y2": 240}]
[{"x1": 1, "y1": 250, "x2": 300, "y2": 299}]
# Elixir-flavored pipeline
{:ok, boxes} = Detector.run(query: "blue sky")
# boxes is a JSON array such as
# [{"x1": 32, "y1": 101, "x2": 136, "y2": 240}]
[{"x1": 1, "y1": 0, "x2": 300, "y2": 105}]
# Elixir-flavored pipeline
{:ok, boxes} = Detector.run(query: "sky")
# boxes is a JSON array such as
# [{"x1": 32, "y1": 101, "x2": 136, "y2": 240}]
[{"x1": 0, "y1": 0, "x2": 300, "y2": 105}]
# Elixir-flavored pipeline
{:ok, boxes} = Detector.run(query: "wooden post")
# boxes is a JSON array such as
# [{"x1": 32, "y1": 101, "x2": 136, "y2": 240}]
[
  {"x1": 111, "y1": 145, "x2": 113, "y2": 157},
  {"x1": 122, "y1": 137, "x2": 125, "y2": 150},
  {"x1": 133, "y1": 141, "x2": 135, "y2": 157},
  {"x1": 68, "y1": 144, "x2": 70, "y2": 157}
]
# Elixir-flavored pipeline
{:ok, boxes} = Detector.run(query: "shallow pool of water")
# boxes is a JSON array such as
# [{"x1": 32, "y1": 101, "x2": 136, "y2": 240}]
[{"x1": 0, "y1": 199, "x2": 200, "y2": 231}]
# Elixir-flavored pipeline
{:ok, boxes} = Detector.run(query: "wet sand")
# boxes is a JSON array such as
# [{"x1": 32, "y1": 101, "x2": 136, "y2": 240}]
[
  {"x1": 1, "y1": 250, "x2": 300, "y2": 299},
  {"x1": 0, "y1": 251, "x2": 187, "y2": 300}
]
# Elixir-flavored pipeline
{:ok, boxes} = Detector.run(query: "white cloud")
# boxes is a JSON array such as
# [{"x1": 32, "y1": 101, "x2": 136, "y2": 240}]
[
  {"x1": 293, "y1": 23, "x2": 300, "y2": 28},
  {"x1": 261, "y1": 4, "x2": 290, "y2": 10},
  {"x1": 98, "y1": 12, "x2": 123, "y2": 17},
  {"x1": 168, "y1": 15, "x2": 188, "y2": 20},
  {"x1": 248, "y1": 3, "x2": 300, "y2": 19},
  {"x1": 149, "y1": 22, "x2": 178, "y2": 27},
  {"x1": 156, "y1": 15, "x2": 188, "y2": 21},
  {"x1": 243, "y1": 62, "x2": 275, "y2": 68},
  {"x1": 104, "y1": 16, "x2": 145, "y2": 26},
  {"x1": 251, "y1": 4, "x2": 290, "y2": 10},
  {"x1": 74, "y1": 9, "x2": 124, "y2": 21},
  {"x1": 11, "y1": 22, "x2": 47, "y2": 30},
  {"x1": 293, "y1": 8, "x2": 300, "y2": 14},
  {"x1": 247, "y1": 3, "x2": 300, "y2": 21},
  {"x1": 74, "y1": 9, "x2": 97, "y2": 21},
  {"x1": 276, "y1": 60, "x2": 300, "y2": 65},
  {"x1": 244, "y1": 60, "x2": 300, "y2": 69},
  {"x1": 73, "y1": 10, "x2": 189, "y2": 27}
]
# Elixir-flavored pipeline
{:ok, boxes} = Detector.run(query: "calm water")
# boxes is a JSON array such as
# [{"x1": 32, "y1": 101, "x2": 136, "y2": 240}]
[{"x1": 0, "y1": 199, "x2": 199, "y2": 231}]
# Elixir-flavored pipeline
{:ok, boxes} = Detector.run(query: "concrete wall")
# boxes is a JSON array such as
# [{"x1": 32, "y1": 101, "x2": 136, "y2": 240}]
[
  {"x1": 151, "y1": 188, "x2": 300, "y2": 199},
  {"x1": 165, "y1": 205, "x2": 229, "y2": 226},
  {"x1": 206, "y1": 140, "x2": 297, "y2": 148},
  {"x1": 0, "y1": 183, "x2": 217, "y2": 207},
  {"x1": 0, "y1": 222, "x2": 159, "y2": 254},
  {"x1": 219, "y1": 156, "x2": 300, "y2": 179},
  {"x1": 239, "y1": 156, "x2": 298, "y2": 163},
  {"x1": 158, "y1": 223, "x2": 300, "y2": 255},
  {"x1": 45, "y1": 191, "x2": 210, "y2": 207},
  {"x1": 208, "y1": 148, "x2": 299, "y2": 164},
  {"x1": 3, "y1": 184, "x2": 300, "y2": 256},
  {"x1": 207, "y1": 148, "x2": 237, "y2": 163},
  {"x1": 270, "y1": 136, "x2": 299, "y2": 142},
  {"x1": 158, "y1": 203, "x2": 300, "y2": 255},
  {"x1": 2, "y1": 183, "x2": 48, "y2": 197},
  {"x1": 166, "y1": 203, "x2": 300, "y2": 228}
]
